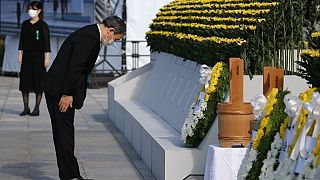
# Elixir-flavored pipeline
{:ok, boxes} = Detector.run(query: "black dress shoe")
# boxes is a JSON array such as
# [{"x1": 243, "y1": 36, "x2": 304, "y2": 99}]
[
  {"x1": 30, "y1": 110, "x2": 39, "y2": 116},
  {"x1": 76, "y1": 176, "x2": 93, "y2": 180},
  {"x1": 60, "y1": 176, "x2": 93, "y2": 180},
  {"x1": 19, "y1": 109, "x2": 30, "y2": 116}
]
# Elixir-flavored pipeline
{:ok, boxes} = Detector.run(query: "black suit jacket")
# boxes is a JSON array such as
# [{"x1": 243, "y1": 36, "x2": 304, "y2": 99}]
[{"x1": 44, "y1": 24, "x2": 100, "y2": 109}]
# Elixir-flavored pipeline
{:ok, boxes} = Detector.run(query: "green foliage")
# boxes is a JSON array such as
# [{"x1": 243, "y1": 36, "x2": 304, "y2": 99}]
[
  {"x1": 297, "y1": 29, "x2": 320, "y2": 88},
  {"x1": 147, "y1": 0, "x2": 316, "y2": 76},
  {"x1": 304, "y1": 0, "x2": 320, "y2": 36},
  {"x1": 185, "y1": 63, "x2": 229, "y2": 147},
  {"x1": 243, "y1": 0, "x2": 307, "y2": 76}
]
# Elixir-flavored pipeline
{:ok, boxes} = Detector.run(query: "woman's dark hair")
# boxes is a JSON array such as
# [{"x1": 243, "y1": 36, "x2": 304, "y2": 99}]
[
  {"x1": 28, "y1": 1, "x2": 44, "y2": 20},
  {"x1": 102, "y1": 16, "x2": 126, "y2": 34}
]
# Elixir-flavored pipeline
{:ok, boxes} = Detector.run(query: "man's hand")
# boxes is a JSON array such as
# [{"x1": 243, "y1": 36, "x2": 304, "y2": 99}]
[
  {"x1": 59, "y1": 95, "x2": 73, "y2": 112},
  {"x1": 44, "y1": 52, "x2": 50, "y2": 67},
  {"x1": 18, "y1": 50, "x2": 23, "y2": 64},
  {"x1": 44, "y1": 57, "x2": 50, "y2": 67}
]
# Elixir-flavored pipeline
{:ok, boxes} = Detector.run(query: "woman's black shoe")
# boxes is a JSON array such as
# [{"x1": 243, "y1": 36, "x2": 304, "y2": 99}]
[
  {"x1": 19, "y1": 109, "x2": 30, "y2": 116},
  {"x1": 30, "y1": 110, "x2": 39, "y2": 116}
]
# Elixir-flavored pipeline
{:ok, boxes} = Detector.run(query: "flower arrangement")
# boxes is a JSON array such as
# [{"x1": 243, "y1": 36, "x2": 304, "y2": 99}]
[
  {"x1": 162, "y1": 2, "x2": 279, "y2": 10},
  {"x1": 252, "y1": 88, "x2": 279, "y2": 150},
  {"x1": 238, "y1": 88, "x2": 286, "y2": 179},
  {"x1": 287, "y1": 88, "x2": 317, "y2": 156},
  {"x1": 297, "y1": 31, "x2": 320, "y2": 87},
  {"x1": 157, "y1": 9, "x2": 272, "y2": 17},
  {"x1": 154, "y1": 16, "x2": 267, "y2": 24},
  {"x1": 181, "y1": 62, "x2": 229, "y2": 147},
  {"x1": 259, "y1": 133, "x2": 283, "y2": 179},
  {"x1": 168, "y1": 0, "x2": 243, "y2": 6},
  {"x1": 238, "y1": 88, "x2": 320, "y2": 179},
  {"x1": 151, "y1": 22, "x2": 257, "y2": 32},
  {"x1": 268, "y1": 88, "x2": 318, "y2": 179},
  {"x1": 147, "y1": 0, "x2": 312, "y2": 75},
  {"x1": 147, "y1": 31, "x2": 247, "y2": 45},
  {"x1": 237, "y1": 148, "x2": 258, "y2": 179},
  {"x1": 243, "y1": 88, "x2": 289, "y2": 179}
]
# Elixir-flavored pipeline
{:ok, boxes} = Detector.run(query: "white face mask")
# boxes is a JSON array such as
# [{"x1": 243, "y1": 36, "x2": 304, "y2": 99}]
[
  {"x1": 28, "y1": 10, "x2": 39, "y2": 18},
  {"x1": 102, "y1": 33, "x2": 114, "y2": 46},
  {"x1": 102, "y1": 39, "x2": 114, "y2": 46}
]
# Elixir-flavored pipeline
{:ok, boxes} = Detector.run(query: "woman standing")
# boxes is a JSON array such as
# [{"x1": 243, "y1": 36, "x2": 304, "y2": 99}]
[{"x1": 18, "y1": 1, "x2": 51, "y2": 116}]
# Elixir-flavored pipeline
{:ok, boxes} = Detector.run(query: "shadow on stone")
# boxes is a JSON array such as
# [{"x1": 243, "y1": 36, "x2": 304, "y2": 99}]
[
  {"x1": 2, "y1": 108, "x2": 21, "y2": 115},
  {"x1": 1, "y1": 162, "x2": 56, "y2": 180}
]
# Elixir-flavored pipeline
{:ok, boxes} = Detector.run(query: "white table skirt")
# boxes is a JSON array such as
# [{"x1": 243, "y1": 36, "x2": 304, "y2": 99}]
[{"x1": 204, "y1": 145, "x2": 247, "y2": 180}]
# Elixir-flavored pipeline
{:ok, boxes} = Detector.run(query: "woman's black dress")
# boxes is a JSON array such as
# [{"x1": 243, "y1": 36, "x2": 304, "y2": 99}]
[{"x1": 18, "y1": 19, "x2": 51, "y2": 94}]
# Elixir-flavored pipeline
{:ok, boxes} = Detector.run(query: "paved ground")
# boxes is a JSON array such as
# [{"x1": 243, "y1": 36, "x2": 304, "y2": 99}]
[{"x1": 0, "y1": 76, "x2": 155, "y2": 180}]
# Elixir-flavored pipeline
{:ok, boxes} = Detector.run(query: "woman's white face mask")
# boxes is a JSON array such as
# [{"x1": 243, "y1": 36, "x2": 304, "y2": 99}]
[{"x1": 28, "y1": 9, "x2": 39, "y2": 18}]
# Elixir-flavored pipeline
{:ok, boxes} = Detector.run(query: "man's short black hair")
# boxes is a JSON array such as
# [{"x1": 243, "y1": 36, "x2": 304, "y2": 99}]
[{"x1": 102, "y1": 16, "x2": 126, "y2": 34}]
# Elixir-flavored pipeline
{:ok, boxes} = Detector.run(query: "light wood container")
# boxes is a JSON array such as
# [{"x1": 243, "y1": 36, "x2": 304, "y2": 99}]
[{"x1": 217, "y1": 58, "x2": 252, "y2": 147}]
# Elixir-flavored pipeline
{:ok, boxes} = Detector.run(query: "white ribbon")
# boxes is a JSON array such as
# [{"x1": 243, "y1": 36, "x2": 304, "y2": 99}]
[
  {"x1": 290, "y1": 92, "x2": 320, "y2": 160},
  {"x1": 199, "y1": 65, "x2": 212, "y2": 91},
  {"x1": 250, "y1": 94, "x2": 268, "y2": 122},
  {"x1": 283, "y1": 94, "x2": 303, "y2": 128}
]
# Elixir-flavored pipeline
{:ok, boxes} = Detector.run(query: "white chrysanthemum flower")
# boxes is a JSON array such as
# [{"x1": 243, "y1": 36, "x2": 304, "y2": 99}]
[
  {"x1": 274, "y1": 157, "x2": 296, "y2": 179},
  {"x1": 199, "y1": 101, "x2": 207, "y2": 111},
  {"x1": 309, "y1": 165, "x2": 320, "y2": 180},
  {"x1": 260, "y1": 133, "x2": 283, "y2": 179},
  {"x1": 301, "y1": 155, "x2": 318, "y2": 179},
  {"x1": 197, "y1": 111, "x2": 204, "y2": 119},
  {"x1": 237, "y1": 149, "x2": 258, "y2": 180},
  {"x1": 192, "y1": 115, "x2": 198, "y2": 122}
]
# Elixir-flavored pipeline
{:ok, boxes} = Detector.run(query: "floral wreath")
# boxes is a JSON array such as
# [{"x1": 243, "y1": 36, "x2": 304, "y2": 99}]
[{"x1": 181, "y1": 62, "x2": 229, "y2": 147}]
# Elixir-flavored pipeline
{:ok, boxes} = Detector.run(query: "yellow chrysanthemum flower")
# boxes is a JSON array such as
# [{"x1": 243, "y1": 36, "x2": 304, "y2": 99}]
[
  {"x1": 301, "y1": 49, "x2": 320, "y2": 58},
  {"x1": 204, "y1": 62, "x2": 223, "y2": 102},
  {"x1": 311, "y1": 32, "x2": 320, "y2": 38},
  {"x1": 204, "y1": 94, "x2": 210, "y2": 102},
  {"x1": 154, "y1": 16, "x2": 267, "y2": 24},
  {"x1": 252, "y1": 88, "x2": 279, "y2": 150},
  {"x1": 157, "y1": 9, "x2": 271, "y2": 17},
  {"x1": 162, "y1": 2, "x2": 279, "y2": 11},
  {"x1": 152, "y1": 22, "x2": 257, "y2": 31},
  {"x1": 280, "y1": 116, "x2": 290, "y2": 139},
  {"x1": 253, "y1": 128, "x2": 265, "y2": 150},
  {"x1": 147, "y1": 31, "x2": 246, "y2": 46},
  {"x1": 167, "y1": 0, "x2": 248, "y2": 7},
  {"x1": 260, "y1": 117, "x2": 269, "y2": 128},
  {"x1": 299, "y1": 88, "x2": 317, "y2": 103}
]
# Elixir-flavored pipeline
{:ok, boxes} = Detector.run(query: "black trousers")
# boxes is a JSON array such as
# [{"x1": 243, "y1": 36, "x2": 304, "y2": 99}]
[{"x1": 45, "y1": 93, "x2": 80, "y2": 179}]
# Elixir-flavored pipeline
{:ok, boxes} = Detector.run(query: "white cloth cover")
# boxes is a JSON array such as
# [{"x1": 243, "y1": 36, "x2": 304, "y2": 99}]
[{"x1": 204, "y1": 145, "x2": 247, "y2": 180}]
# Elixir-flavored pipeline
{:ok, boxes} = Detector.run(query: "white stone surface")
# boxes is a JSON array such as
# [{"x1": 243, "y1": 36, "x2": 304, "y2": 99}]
[
  {"x1": 108, "y1": 52, "x2": 310, "y2": 180},
  {"x1": 108, "y1": 52, "x2": 220, "y2": 180}
]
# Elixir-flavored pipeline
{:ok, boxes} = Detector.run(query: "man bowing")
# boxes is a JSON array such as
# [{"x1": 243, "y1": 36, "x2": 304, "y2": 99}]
[{"x1": 44, "y1": 16, "x2": 126, "y2": 180}]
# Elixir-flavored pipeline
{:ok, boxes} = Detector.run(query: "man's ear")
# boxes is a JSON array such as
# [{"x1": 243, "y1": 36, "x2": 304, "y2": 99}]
[{"x1": 108, "y1": 28, "x2": 115, "y2": 33}]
